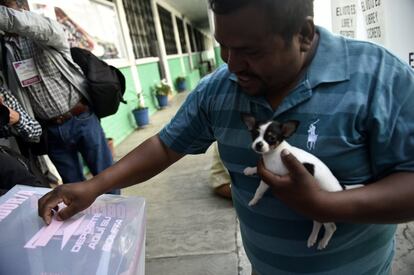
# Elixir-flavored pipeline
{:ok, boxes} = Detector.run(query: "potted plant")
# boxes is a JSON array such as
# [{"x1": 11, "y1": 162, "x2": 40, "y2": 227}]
[
  {"x1": 154, "y1": 79, "x2": 172, "y2": 108},
  {"x1": 132, "y1": 92, "x2": 149, "y2": 128},
  {"x1": 175, "y1": 76, "x2": 187, "y2": 93}
]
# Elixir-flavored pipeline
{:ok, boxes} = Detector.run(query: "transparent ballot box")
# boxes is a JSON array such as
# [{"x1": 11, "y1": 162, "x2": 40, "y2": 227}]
[{"x1": 0, "y1": 185, "x2": 146, "y2": 275}]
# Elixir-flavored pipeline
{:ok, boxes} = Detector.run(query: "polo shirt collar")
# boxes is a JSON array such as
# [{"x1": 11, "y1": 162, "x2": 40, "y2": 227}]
[{"x1": 307, "y1": 26, "x2": 350, "y2": 88}]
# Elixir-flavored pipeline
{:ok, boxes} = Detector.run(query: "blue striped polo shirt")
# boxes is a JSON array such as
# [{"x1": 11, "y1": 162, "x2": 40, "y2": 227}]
[{"x1": 159, "y1": 27, "x2": 414, "y2": 274}]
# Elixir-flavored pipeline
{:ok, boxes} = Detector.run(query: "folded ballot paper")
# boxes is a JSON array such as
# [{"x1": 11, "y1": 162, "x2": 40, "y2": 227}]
[{"x1": 0, "y1": 185, "x2": 146, "y2": 275}]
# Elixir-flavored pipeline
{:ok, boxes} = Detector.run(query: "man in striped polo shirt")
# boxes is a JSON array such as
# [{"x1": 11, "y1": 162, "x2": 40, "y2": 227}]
[{"x1": 38, "y1": 0, "x2": 414, "y2": 274}]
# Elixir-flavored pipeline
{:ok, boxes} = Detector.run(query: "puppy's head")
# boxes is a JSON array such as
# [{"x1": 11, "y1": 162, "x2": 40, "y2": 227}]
[{"x1": 241, "y1": 114, "x2": 299, "y2": 154}]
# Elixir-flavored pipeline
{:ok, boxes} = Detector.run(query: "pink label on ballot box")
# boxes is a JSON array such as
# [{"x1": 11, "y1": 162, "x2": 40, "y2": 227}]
[{"x1": 0, "y1": 185, "x2": 146, "y2": 275}]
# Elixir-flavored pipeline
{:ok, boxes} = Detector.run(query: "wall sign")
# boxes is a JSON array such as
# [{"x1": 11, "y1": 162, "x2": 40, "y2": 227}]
[
  {"x1": 331, "y1": 0, "x2": 357, "y2": 38},
  {"x1": 360, "y1": 0, "x2": 385, "y2": 44}
]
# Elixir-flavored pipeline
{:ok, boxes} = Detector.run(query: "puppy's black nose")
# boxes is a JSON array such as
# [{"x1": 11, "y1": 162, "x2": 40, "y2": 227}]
[{"x1": 255, "y1": 142, "x2": 263, "y2": 151}]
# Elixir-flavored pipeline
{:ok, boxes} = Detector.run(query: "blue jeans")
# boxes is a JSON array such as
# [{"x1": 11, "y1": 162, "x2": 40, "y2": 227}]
[{"x1": 46, "y1": 111, "x2": 119, "y2": 194}]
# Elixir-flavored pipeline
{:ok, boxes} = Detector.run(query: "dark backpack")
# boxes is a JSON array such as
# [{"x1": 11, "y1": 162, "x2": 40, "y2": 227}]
[
  {"x1": 0, "y1": 146, "x2": 50, "y2": 195},
  {"x1": 70, "y1": 47, "x2": 127, "y2": 118}
]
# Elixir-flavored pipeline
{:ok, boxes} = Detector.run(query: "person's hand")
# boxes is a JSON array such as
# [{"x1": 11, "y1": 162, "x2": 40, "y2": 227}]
[
  {"x1": 38, "y1": 182, "x2": 98, "y2": 225},
  {"x1": 257, "y1": 149, "x2": 330, "y2": 220},
  {"x1": 0, "y1": 96, "x2": 19, "y2": 125},
  {"x1": 7, "y1": 108, "x2": 20, "y2": 125}
]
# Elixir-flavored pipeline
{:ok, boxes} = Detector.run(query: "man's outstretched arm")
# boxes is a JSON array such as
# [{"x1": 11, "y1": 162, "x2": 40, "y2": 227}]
[{"x1": 38, "y1": 134, "x2": 184, "y2": 224}]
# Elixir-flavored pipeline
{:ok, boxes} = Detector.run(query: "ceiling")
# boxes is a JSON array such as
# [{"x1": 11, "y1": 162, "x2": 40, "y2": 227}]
[{"x1": 162, "y1": 0, "x2": 210, "y2": 32}]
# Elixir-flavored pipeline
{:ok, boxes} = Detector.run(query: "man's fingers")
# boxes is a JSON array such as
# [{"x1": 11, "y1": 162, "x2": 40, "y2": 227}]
[
  {"x1": 56, "y1": 204, "x2": 80, "y2": 221},
  {"x1": 38, "y1": 191, "x2": 63, "y2": 225},
  {"x1": 280, "y1": 149, "x2": 310, "y2": 179},
  {"x1": 257, "y1": 159, "x2": 289, "y2": 189}
]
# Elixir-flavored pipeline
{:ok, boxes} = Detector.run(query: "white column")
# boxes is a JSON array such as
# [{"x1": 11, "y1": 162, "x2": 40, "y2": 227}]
[
  {"x1": 183, "y1": 18, "x2": 194, "y2": 69},
  {"x1": 208, "y1": 9, "x2": 219, "y2": 47},
  {"x1": 151, "y1": 0, "x2": 173, "y2": 87},
  {"x1": 172, "y1": 14, "x2": 187, "y2": 75},
  {"x1": 115, "y1": 0, "x2": 143, "y2": 102},
  {"x1": 189, "y1": 26, "x2": 198, "y2": 54},
  {"x1": 207, "y1": 9, "x2": 219, "y2": 67}
]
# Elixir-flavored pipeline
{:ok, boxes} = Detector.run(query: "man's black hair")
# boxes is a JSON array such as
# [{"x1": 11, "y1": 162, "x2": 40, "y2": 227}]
[
  {"x1": 208, "y1": 0, "x2": 314, "y2": 41},
  {"x1": 0, "y1": 0, "x2": 28, "y2": 8}
]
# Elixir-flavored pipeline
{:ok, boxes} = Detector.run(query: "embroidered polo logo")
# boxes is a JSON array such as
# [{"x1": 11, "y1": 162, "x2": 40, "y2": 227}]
[{"x1": 307, "y1": 119, "x2": 320, "y2": 150}]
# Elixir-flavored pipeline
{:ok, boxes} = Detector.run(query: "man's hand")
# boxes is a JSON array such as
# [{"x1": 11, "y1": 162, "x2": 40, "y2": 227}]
[
  {"x1": 38, "y1": 182, "x2": 98, "y2": 225},
  {"x1": 257, "y1": 149, "x2": 330, "y2": 221}
]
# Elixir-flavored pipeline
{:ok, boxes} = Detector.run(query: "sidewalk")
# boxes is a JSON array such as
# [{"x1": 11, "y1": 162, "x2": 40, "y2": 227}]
[{"x1": 115, "y1": 92, "x2": 414, "y2": 275}]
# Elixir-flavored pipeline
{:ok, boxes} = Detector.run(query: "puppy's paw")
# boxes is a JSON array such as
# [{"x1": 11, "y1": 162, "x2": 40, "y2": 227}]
[
  {"x1": 243, "y1": 167, "x2": 257, "y2": 176},
  {"x1": 248, "y1": 198, "x2": 259, "y2": 206},
  {"x1": 317, "y1": 239, "x2": 330, "y2": 250},
  {"x1": 307, "y1": 235, "x2": 317, "y2": 248}
]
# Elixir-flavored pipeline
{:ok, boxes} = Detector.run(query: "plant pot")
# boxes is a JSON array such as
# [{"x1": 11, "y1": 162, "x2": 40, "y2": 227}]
[
  {"x1": 176, "y1": 80, "x2": 187, "y2": 93},
  {"x1": 132, "y1": 108, "x2": 149, "y2": 127},
  {"x1": 156, "y1": 95, "x2": 168, "y2": 108}
]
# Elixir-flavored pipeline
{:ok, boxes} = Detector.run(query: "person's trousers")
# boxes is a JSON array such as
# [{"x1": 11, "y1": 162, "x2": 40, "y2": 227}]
[
  {"x1": 210, "y1": 142, "x2": 231, "y2": 188},
  {"x1": 46, "y1": 110, "x2": 119, "y2": 194}
]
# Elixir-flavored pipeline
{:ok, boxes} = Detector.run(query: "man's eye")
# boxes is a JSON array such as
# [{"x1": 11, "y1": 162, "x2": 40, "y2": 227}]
[
  {"x1": 246, "y1": 52, "x2": 258, "y2": 57},
  {"x1": 244, "y1": 50, "x2": 260, "y2": 56}
]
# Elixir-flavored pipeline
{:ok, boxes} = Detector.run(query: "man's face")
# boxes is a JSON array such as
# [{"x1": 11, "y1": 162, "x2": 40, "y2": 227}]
[{"x1": 214, "y1": 4, "x2": 306, "y2": 97}]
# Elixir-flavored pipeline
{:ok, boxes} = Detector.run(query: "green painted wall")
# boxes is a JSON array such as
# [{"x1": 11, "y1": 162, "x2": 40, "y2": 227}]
[
  {"x1": 191, "y1": 53, "x2": 201, "y2": 68},
  {"x1": 101, "y1": 67, "x2": 139, "y2": 146},
  {"x1": 214, "y1": 46, "x2": 225, "y2": 67},
  {"x1": 183, "y1": 55, "x2": 191, "y2": 73},
  {"x1": 167, "y1": 57, "x2": 185, "y2": 94},
  {"x1": 188, "y1": 69, "x2": 201, "y2": 90},
  {"x1": 180, "y1": 55, "x2": 201, "y2": 91},
  {"x1": 100, "y1": 57, "x2": 201, "y2": 147},
  {"x1": 137, "y1": 62, "x2": 162, "y2": 115}
]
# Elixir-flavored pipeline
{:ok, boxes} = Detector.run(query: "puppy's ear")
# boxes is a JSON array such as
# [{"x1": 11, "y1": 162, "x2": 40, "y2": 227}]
[
  {"x1": 241, "y1": 113, "x2": 256, "y2": 131},
  {"x1": 281, "y1": 120, "x2": 300, "y2": 138}
]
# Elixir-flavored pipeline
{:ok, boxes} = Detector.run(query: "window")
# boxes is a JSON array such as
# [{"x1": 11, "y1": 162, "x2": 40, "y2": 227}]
[
  {"x1": 175, "y1": 17, "x2": 187, "y2": 54},
  {"x1": 122, "y1": 0, "x2": 158, "y2": 58},
  {"x1": 157, "y1": 5, "x2": 178, "y2": 55},
  {"x1": 186, "y1": 23, "x2": 196, "y2": 52},
  {"x1": 29, "y1": 0, "x2": 127, "y2": 60},
  {"x1": 194, "y1": 29, "x2": 206, "y2": 52}
]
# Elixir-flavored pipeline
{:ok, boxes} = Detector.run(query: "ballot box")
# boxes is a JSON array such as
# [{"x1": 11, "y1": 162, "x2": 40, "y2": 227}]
[{"x1": 0, "y1": 185, "x2": 146, "y2": 275}]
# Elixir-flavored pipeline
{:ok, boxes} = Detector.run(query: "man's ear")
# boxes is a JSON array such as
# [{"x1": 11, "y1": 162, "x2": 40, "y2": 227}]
[
  {"x1": 299, "y1": 17, "x2": 315, "y2": 52},
  {"x1": 241, "y1": 113, "x2": 256, "y2": 131},
  {"x1": 281, "y1": 120, "x2": 299, "y2": 138}
]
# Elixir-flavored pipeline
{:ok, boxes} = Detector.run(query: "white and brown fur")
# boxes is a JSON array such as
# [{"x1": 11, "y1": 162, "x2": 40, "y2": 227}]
[{"x1": 242, "y1": 114, "x2": 344, "y2": 250}]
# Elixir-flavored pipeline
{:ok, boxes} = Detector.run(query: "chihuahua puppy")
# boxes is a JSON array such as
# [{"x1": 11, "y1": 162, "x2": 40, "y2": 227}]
[{"x1": 241, "y1": 114, "x2": 343, "y2": 250}]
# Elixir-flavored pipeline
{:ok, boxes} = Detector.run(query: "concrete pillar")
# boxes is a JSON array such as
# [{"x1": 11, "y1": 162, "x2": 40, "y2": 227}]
[
  {"x1": 151, "y1": 0, "x2": 173, "y2": 87},
  {"x1": 172, "y1": 13, "x2": 187, "y2": 76},
  {"x1": 183, "y1": 18, "x2": 194, "y2": 69},
  {"x1": 208, "y1": 9, "x2": 219, "y2": 47}
]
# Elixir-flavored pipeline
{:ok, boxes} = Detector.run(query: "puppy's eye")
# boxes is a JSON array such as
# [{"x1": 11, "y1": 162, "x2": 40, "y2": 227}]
[{"x1": 267, "y1": 135, "x2": 276, "y2": 143}]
